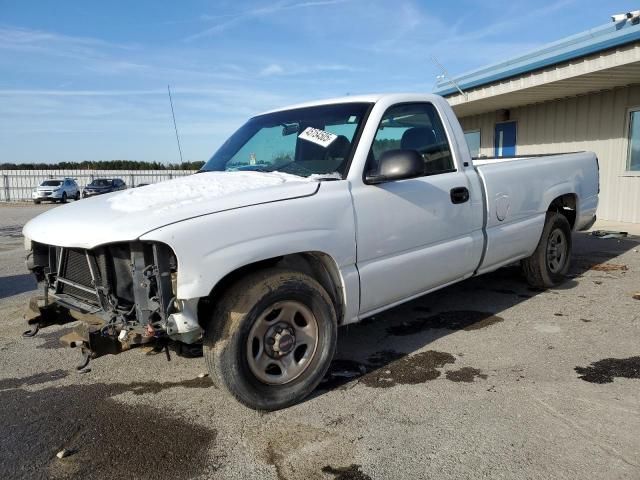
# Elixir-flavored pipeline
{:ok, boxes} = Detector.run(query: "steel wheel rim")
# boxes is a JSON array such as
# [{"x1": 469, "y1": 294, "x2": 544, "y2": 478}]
[
  {"x1": 546, "y1": 228, "x2": 567, "y2": 274},
  {"x1": 246, "y1": 300, "x2": 319, "y2": 385}
]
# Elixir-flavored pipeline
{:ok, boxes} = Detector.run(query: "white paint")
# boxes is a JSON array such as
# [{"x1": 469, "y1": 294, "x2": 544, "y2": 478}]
[
  {"x1": 107, "y1": 171, "x2": 310, "y2": 213},
  {"x1": 22, "y1": 171, "x2": 318, "y2": 249}
]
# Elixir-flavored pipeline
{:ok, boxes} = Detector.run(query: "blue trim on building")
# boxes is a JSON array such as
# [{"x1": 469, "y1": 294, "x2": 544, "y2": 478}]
[{"x1": 433, "y1": 20, "x2": 640, "y2": 97}]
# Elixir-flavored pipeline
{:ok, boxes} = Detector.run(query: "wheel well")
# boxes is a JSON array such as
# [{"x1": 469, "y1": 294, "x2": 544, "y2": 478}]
[
  {"x1": 198, "y1": 252, "x2": 345, "y2": 329},
  {"x1": 548, "y1": 194, "x2": 577, "y2": 229}
]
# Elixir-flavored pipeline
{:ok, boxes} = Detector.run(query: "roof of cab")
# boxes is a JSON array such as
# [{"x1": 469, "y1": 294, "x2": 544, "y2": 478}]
[{"x1": 257, "y1": 93, "x2": 441, "y2": 116}]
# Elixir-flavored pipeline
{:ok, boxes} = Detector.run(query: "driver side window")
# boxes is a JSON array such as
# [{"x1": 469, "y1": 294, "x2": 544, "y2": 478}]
[{"x1": 369, "y1": 103, "x2": 455, "y2": 177}]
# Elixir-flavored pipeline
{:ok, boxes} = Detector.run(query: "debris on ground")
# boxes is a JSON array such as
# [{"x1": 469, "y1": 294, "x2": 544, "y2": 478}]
[
  {"x1": 56, "y1": 449, "x2": 75, "y2": 459},
  {"x1": 197, "y1": 373, "x2": 209, "y2": 378},
  {"x1": 588, "y1": 263, "x2": 628, "y2": 272},
  {"x1": 590, "y1": 230, "x2": 628, "y2": 239},
  {"x1": 633, "y1": 292, "x2": 640, "y2": 300}
]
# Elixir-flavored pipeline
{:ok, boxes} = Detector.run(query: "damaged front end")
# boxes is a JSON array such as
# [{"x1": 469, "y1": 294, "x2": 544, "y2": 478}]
[{"x1": 25, "y1": 240, "x2": 202, "y2": 366}]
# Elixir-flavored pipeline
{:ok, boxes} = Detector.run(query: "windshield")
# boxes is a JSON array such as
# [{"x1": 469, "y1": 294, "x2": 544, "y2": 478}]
[
  {"x1": 201, "y1": 102, "x2": 371, "y2": 178},
  {"x1": 41, "y1": 180, "x2": 62, "y2": 187},
  {"x1": 89, "y1": 179, "x2": 112, "y2": 187}
]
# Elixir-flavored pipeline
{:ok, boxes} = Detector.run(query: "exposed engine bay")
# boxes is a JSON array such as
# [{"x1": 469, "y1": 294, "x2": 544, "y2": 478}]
[{"x1": 25, "y1": 240, "x2": 202, "y2": 368}]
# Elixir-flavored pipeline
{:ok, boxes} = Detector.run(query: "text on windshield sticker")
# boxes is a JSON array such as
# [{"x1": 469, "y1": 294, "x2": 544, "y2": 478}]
[{"x1": 298, "y1": 127, "x2": 338, "y2": 148}]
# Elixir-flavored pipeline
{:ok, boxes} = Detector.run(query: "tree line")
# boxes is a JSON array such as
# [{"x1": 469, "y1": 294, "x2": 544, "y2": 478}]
[{"x1": 0, "y1": 160, "x2": 205, "y2": 170}]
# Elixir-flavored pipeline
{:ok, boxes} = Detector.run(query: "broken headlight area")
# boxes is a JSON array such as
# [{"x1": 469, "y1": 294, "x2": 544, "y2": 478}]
[{"x1": 25, "y1": 240, "x2": 202, "y2": 365}]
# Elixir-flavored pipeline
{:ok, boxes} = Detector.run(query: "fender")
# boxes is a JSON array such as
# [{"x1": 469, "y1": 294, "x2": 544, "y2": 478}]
[{"x1": 140, "y1": 181, "x2": 359, "y2": 318}]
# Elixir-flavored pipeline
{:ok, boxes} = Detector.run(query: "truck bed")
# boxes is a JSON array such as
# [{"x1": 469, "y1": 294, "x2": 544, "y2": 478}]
[{"x1": 472, "y1": 151, "x2": 599, "y2": 275}]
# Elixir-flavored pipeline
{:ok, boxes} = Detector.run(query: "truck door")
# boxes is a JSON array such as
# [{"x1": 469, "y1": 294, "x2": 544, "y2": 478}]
[{"x1": 352, "y1": 102, "x2": 482, "y2": 315}]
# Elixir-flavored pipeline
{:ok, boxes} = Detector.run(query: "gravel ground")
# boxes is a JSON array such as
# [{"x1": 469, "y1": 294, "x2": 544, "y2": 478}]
[{"x1": 1, "y1": 203, "x2": 639, "y2": 480}]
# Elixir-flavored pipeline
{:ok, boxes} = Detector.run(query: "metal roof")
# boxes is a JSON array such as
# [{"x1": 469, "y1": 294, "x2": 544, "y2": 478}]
[{"x1": 433, "y1": 18, "x2": 640, "y2": 97}]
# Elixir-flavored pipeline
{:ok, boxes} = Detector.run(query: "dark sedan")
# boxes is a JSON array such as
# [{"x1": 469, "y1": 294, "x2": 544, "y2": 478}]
[{"x1": 82, "y1": 178, "x2": 127, "y2": 198}]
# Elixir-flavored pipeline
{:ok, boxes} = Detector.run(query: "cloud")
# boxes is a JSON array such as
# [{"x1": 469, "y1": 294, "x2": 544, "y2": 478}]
[
  {"x1": 258, "y1": 62, "x2": 357, "y2": 77},
  {"x1": 0, "y1": 25, "x2": 134, "y2": 59},
  {"x1": 259, "y1": 63, "x2": 285, "y2": 76},
  {"x1": 184, "y1": 0, "x2": 354, "y2": 41}
]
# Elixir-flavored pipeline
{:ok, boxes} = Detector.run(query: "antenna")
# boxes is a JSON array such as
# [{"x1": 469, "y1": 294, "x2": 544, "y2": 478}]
[
  {"x1": 431, "y1": 56, "x2": 468, "y2": 100},
  {"x1": 167, "y1": 84, "x2": 184, "y2": 163}
]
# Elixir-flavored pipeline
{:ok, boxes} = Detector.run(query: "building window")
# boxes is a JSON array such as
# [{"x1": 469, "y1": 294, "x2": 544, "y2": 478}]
[
  {"x1": 464, "y1": 130, "x2": 481, "y2": 158},
  {"x1": 628, "y1": 108, "x2": 640, "y2": 171}
]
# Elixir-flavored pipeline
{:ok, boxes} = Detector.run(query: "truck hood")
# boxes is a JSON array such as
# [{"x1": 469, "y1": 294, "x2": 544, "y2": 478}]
[{"x1": 23, "y1": 171, "x2": 319, "y2": 249}]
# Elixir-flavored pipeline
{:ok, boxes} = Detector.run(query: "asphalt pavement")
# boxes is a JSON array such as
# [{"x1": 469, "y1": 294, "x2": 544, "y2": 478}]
[{"x1": 1, "y1": 202, "x2": 639, "y2": 480}]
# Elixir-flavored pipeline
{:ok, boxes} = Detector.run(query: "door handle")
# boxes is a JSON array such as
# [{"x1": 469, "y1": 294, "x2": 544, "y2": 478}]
[{"x1": 450, "y1": 187, "x2": 469, "y2": 204}]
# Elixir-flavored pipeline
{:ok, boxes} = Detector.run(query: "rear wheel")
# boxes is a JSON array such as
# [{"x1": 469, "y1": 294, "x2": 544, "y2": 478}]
[
  {"x1": 522, "y1": 212, "x2": 572, "y2": 288},
  {"x1": 204, "y1": 268, "x2": 337, "y2": 410}
]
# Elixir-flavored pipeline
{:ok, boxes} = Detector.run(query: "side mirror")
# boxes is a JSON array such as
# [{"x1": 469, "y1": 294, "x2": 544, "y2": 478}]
[{"x1": 365, "y1": 149, "x2": 424, "y2": 184}]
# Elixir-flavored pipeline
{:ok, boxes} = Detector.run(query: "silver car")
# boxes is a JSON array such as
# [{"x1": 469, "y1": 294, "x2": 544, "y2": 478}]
[{"x1": 32, "y1": 178, "x2": 80, "y2": 204}]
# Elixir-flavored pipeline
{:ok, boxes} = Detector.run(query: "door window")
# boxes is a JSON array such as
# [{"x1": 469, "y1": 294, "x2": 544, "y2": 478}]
[
  {"x1": 368, "y1": 103, "x2": 455, "y2": 177},
  {"x1": 464, "y1": 130, "x2": 481, "y2": 158}
]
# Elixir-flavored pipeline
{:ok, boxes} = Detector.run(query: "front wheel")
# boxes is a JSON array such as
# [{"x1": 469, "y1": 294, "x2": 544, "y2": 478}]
[
  {"x1": 204, "y1": 268, "x2": 337, "y2": 410},
  {"x1": 74, "y1": 191, "x2": 80, "y2": 201},
  {"x1": 60, "y1": 192, "x2": 67, "y2": 203},
  {"x1": 521, "y1": 212, "x2": 572, "y2": 288}
]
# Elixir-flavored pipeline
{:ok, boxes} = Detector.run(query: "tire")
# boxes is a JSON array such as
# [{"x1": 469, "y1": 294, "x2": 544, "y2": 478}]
[
  {"x1": 74, "y1": 191, "x2": 80, "y2": 201},
  {"x1": 60, "y1": 192, "x2": 67, "y2": 204},
  {"x1": 33, "y1": 200, "x2": 41, "y2": 204},
  {"x1": 521, "y1": 212, "x2": 572, "y2": 288},
  {"x1": 204, "y1": 268, "x2": 337, "y2": 411}
]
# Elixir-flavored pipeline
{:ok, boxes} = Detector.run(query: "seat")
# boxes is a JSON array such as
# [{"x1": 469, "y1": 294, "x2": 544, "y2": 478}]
[
  {"x1": 401, "y1": 127, "x2": 452, "y2": 174},
  {"x1": 400, "y1": 127, "x2": 437, "y2": 152}
]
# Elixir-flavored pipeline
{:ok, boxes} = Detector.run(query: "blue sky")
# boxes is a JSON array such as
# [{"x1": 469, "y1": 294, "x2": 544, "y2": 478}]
[{"x1": 1, "y1": 0, "x2": 638, "y2": 164}]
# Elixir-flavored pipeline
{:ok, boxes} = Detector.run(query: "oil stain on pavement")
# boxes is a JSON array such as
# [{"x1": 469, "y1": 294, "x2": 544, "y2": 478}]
[
  {"x1": 322, "y1": 464, "x2": 372, "y2": 480},
  {"x1": 47, "y1": 398, "x2": 217, "y2": 480},
  {"x1": 321, "y1": 349, "x2": 488, "y2": 390},
  {"x1": 360, "y1": 350, "x2": 455, "y2": 388},
  {"x1": 0, "y1": 377, "x2": 217, "y2": 479},
  {"x1": 386, "y1": 311, "x2": 504, "y2": 336},
  {"x1": 575, "y1": 357, "x2": 640, "y2": 384},
  {"x1": 445, "y1": 367, "x2": 488, "y2": 382}
]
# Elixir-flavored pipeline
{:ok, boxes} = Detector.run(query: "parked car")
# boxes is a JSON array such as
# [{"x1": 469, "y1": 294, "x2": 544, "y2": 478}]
[
  {"x1": 82, "y1": 178, "x2": 126, "y2": 198},
  {"x1": 32, "y1": 178, "x2": 80, "y2": 204},
  {"x1": 23, "y1": 93, "x2": 599, "y2": 410}
]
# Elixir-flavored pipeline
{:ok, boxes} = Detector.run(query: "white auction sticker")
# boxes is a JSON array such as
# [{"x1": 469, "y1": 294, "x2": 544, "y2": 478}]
[{"x1": 298, "y1": 127, "x2": 337, "y2": 148}]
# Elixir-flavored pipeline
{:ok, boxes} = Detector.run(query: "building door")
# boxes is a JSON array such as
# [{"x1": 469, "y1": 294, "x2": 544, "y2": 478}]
[{"x1": 494, "y1": 121, "x2": 517, "y2": 157}]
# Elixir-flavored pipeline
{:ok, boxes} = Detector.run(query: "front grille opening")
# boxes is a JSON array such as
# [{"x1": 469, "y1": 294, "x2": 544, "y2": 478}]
[
  {"x1": 43, "y1": 242, "x2": 176, "y2": 315},
  {"x1": 54, "y1": 248, "x2": 100, "y2": 305},
  {"x1": 61, "y1": 248, "x2": 94, "y2": 288}
]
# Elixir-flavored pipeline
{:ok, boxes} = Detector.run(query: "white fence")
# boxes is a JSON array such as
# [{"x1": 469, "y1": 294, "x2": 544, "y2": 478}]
[{"x1": 0, "y1": 169, "x2": 195, "y2": 202}]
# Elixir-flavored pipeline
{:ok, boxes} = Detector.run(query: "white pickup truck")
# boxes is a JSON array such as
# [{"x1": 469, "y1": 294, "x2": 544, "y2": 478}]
[{"x1": 23, "y1": 93, "x2": 599, "y2": 410}]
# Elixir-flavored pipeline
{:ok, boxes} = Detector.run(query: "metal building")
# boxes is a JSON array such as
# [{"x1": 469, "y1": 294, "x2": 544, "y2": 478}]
[{"x1": 433, "y1": 13, "x2": 640, "y2": 224}]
